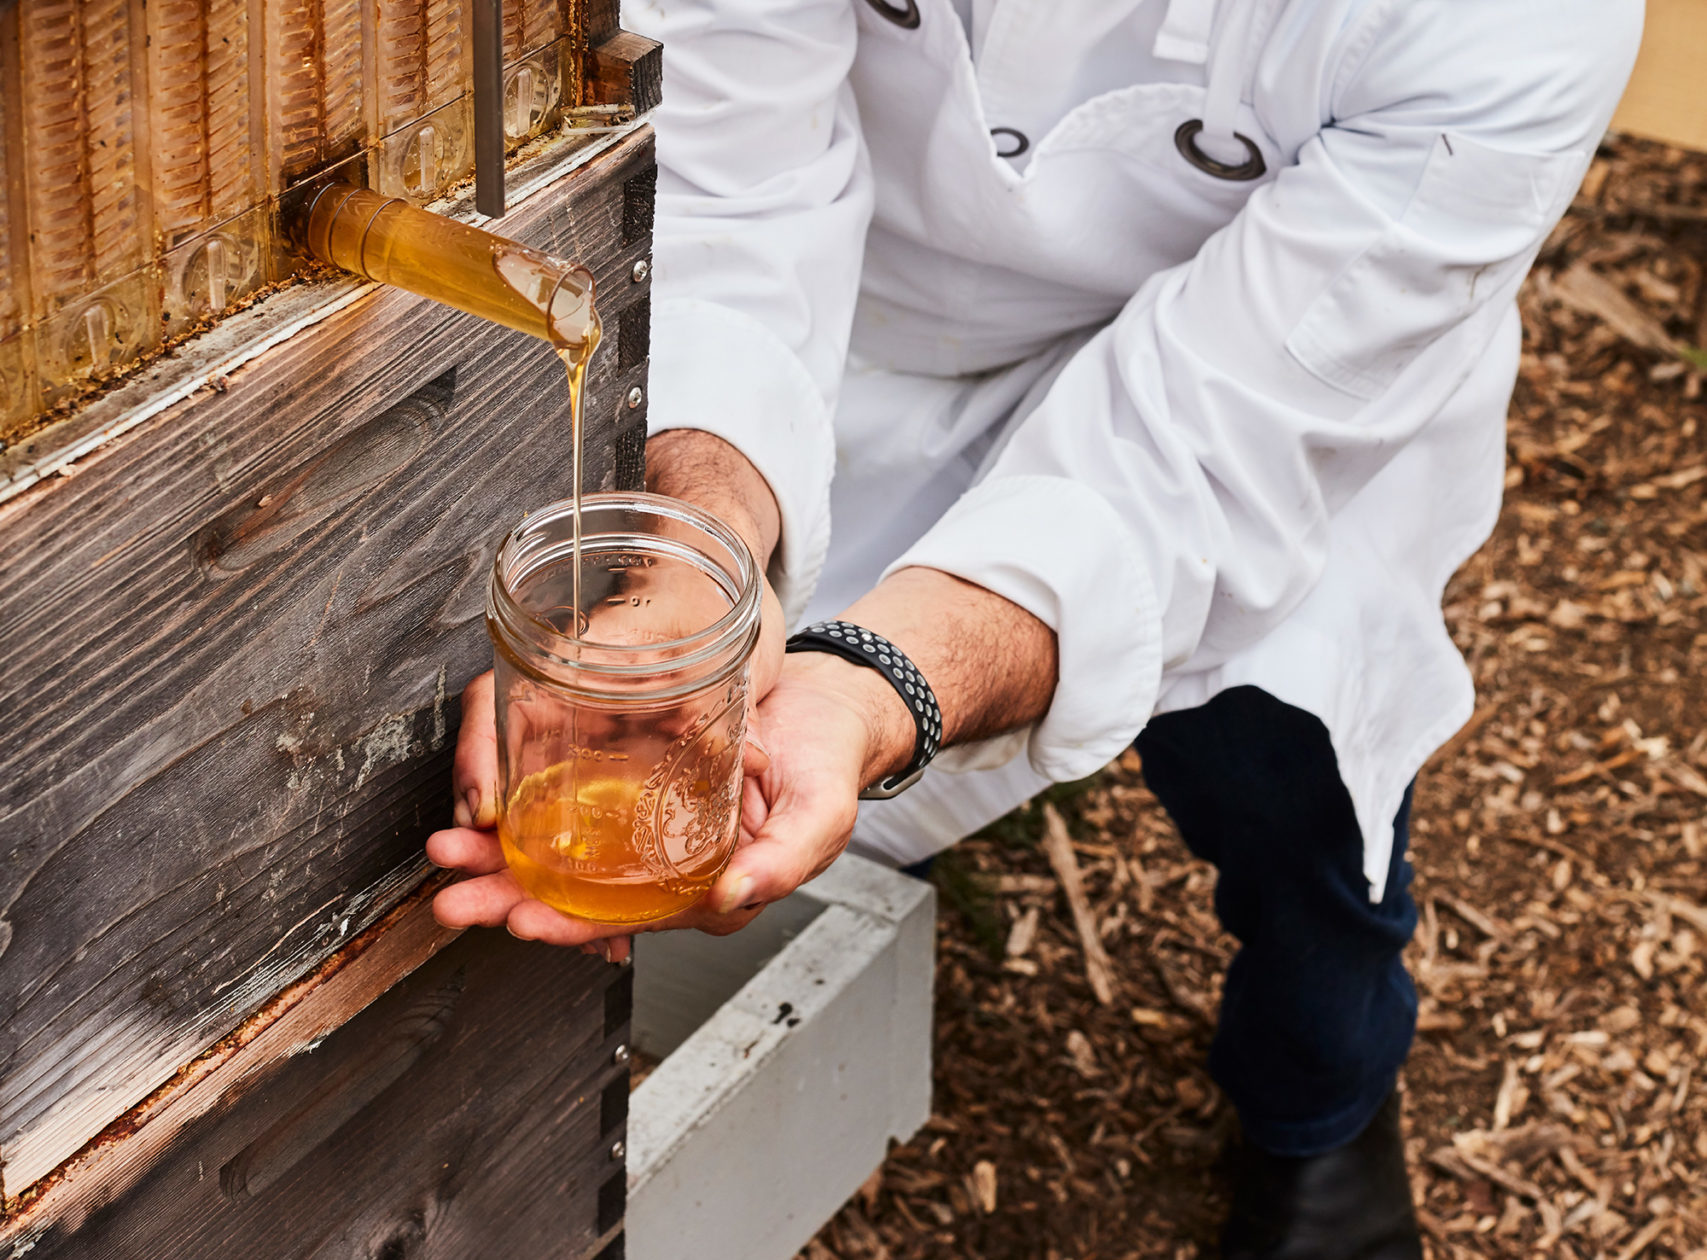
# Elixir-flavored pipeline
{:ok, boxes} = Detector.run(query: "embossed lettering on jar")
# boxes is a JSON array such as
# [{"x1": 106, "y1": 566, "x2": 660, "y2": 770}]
[{"x1": 487, "y1": 493, "x2": 761, "y2": 925}]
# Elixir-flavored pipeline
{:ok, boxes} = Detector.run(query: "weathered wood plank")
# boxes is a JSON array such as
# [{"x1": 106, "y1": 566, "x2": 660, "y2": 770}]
[
  {"x1": 0, "y1": 130, "x2": 656, "y2": 1197},
  {"x1": 2, "y1": 888, "x2": 631, "y2": 1259},
  {"x1": 582, "y1": 0, "x2": 625, "y2": 47},
  {"x1": 0, "y1": 878, "x2": 462, "y2": 1241},
  {"x1": 589, "y1": 33, "x2": 663, "y2": 116}
]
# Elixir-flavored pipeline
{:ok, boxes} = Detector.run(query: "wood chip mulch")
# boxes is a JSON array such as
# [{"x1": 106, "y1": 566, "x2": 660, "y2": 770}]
[{"x1": 801, "y1": 133, "x2": 1707, "y2": 1260}]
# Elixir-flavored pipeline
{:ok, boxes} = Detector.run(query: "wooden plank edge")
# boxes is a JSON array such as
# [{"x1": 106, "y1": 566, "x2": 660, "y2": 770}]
[
  {"x1": 0, "y1": 858, "x2": 433, "y2": 1197},
  {"x1": 626, "y1": 883, "x2": 935, "y2": 1260},
  {"x1": 588, "y1": 33, "x2": 663, "y2": 116},
  {"x1": 0, "y1": 872, "x2": 461, "y2": 1239},
  {"x1": 628, "y1": 852, "x2": 936, "y2": 1187}
]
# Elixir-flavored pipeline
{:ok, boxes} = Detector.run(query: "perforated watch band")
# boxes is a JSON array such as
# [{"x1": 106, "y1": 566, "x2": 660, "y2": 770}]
[{"x1": 784, "y1": 619, "x2": 941, "y2": 799}]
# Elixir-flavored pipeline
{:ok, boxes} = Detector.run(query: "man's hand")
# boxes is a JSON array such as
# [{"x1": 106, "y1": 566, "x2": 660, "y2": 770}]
[
  {"x1": 647, "y1": 429, "x2": 786, "y2": 704},
  {"x1": 694, "y1": 648, "x2": 914, "y2": 909},
  {"x1": 430, "y1": 644, "x2": 905, "y2": 954},
  {"x1": 431, "y1": 671, "x2": 777, "y2": 961},
  {"x1": 690, "y1": 566, "x2": 1062, "y2": 912}
]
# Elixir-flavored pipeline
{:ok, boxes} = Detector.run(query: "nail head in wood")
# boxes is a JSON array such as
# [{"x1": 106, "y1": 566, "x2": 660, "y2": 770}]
[
  {"x1": 610, "y1": 1139, "x2": 627, "y2": 1161},
  {"x1": 613, "y1": 1044, "x2": 632, "y2": 1065},
  {"x1": 626, "y1": 387, "x2": 643, "y2": 409},
  {"x1": 631, "y1": 259, "x2": 649, "y2": 284}
]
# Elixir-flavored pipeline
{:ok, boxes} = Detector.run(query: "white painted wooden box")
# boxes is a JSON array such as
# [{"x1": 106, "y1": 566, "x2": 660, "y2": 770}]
[{"x1": 627, "y1": 854, "x2": 936, "y2": 1260}]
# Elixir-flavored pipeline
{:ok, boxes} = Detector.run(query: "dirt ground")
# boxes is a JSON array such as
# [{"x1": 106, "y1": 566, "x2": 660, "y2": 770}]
[{"x1": 800, "y1": 134, "x2": 1707, "y2": 1260}]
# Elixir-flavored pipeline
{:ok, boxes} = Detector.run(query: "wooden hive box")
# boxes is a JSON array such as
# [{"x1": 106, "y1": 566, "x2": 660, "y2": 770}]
[
  {"x1": 1612, "y1": 0, "x2": 1707, "y2": 153},
  {"x1": 0, "y1": 3, "x2": 660, "y2": 1255}
]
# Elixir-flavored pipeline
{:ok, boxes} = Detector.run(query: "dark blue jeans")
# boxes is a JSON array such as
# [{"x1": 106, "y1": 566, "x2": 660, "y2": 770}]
[{"x1": 1134, "y1": 685, "x2": 1419, "y2": 1158}]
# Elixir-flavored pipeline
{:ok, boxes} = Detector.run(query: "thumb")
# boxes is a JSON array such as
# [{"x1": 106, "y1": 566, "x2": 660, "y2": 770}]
[
  {"x1": 708, "y1": 788, "x2": 856, "y2": 913},
  {"x1": 453, "y1": 671, "x2": 499, "y2": 829}
]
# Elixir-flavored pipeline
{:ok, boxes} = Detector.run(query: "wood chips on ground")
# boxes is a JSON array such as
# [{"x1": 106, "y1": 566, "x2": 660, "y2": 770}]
[{"x1": 801, "y1": 134, "x2": 1707, "y2": 1260}]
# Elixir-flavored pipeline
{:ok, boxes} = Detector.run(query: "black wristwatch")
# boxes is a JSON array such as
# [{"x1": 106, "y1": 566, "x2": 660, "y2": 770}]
[{"x1": 784, "y1": 619, "x2": 941, "y2": 799}]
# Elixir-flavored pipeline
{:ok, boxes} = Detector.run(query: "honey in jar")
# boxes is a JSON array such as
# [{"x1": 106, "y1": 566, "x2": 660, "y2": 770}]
[{"x1": 487, "y1": 494, "x2": 760, "y2": 925}]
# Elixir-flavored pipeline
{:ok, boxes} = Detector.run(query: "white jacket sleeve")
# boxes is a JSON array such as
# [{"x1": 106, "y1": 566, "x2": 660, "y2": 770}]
[
  {"x1": 890, "y1": 0, "x2": 1643, "y2": 783},
  {"x1": 626, "y1": 0, "x2": 873, "y2": 623}
]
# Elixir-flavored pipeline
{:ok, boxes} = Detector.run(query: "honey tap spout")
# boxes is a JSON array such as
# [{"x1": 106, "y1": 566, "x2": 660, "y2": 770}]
[{"x1": 296, "y1": 183, "x2": 598, "y2": 352}]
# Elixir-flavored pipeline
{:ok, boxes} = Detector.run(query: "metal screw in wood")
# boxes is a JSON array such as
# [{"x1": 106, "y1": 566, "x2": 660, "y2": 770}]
[
  {"x1": 627, "y1": 387, "x2": 644, "y2": 409},
  {"x1": 610, "y1": 1139, "x2": 626, "y2": 1161},
  {"x1": 632, "y1": 259, "x2": 650, "y2": 283},
  {"x1": 613, "y1": 1044, "x2": 632, "y2": 1065}
]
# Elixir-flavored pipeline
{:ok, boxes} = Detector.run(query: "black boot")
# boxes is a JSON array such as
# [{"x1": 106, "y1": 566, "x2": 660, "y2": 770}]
[{"x1": 1220, "y1": 1092, "x2": 1423, "y2": 1260}]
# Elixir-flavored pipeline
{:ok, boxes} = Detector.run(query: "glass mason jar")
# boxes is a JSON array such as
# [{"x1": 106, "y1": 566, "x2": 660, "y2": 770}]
[{"x1": 486, "y1": 492, "x2": 761, "y2": 925}]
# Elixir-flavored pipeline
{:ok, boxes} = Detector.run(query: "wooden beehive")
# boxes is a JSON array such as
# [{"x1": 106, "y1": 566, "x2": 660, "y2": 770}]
[
  {"x1": 0, "y1": 2, "x2": 660, "y2": 1255},
  {"x1": 0, "y1": 0, "x2": 657, "y2": 435}
]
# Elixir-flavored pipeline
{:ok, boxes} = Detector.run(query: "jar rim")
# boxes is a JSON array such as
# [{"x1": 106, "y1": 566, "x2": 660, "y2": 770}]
[{"x1": 488, "y1": 490, "x2": 761, "y2": 683}]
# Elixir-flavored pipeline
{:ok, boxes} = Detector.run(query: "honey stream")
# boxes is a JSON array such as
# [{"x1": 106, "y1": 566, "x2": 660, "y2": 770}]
[
  {"x1": 555, "y1": 328, "x2": 601, "y2": 646},
  {"x1": 500, "y1": 324, "x2": 741, "y2": 924},
  {"x1": 340, "y1": 209, "x2": 734, "y2": 924}
]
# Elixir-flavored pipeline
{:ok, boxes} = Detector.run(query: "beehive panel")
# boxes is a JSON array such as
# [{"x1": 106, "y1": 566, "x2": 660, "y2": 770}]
[
  {"x1": 0, "y1": 0, "x2": 603, "y2": 438},
  {"x1": 147, "y1": 0, "x2": 259, "y2": 242},
  {"x1": 2, "y1": 908, "x2": 631, "y2": 1260},
  {"x1": 0, "y1": 129, "x2": 655, "y2": 1201},
  {"x1": 376, "y1": 0, "x2": 469, "y2": 134}
]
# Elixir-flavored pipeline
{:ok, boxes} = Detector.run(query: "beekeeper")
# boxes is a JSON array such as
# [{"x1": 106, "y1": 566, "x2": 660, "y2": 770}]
[{"x1": 431, "y1": 0, "x2": 1643, "y2": 1254}]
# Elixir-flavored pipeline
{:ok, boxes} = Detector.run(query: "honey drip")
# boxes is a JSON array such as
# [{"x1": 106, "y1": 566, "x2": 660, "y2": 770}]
[{"x1": 295, "y1": 179, "x2": 750, "y2": 928}]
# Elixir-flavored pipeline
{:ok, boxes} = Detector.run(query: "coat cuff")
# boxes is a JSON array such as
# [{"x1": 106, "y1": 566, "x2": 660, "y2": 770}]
[
  {"x1": 645, "y1": 298, "x2": 836, "y2": 626},
  {"x1": 884, "y1": 475, "x2": 1163, "y2": 782}
]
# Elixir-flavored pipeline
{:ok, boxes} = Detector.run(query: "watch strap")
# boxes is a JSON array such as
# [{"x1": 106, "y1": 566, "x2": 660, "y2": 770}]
[{"x1": 784, "y1": 619, "x2": 941, "y2": 799}]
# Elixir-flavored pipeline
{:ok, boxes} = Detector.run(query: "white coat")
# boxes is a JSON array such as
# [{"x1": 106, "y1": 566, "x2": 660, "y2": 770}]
[{"x1": 627, "y1": 0, "x2": 1644, "y2": 894}]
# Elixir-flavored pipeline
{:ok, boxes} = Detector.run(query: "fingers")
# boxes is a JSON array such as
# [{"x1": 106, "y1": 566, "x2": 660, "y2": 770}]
[
  {"x1": 426, "y1": 826, "x2": 508, "y2": 874},
  {"x1": 435, "y1": 874, "x2": 641, "y2": 953},
  {"x1": 432, "y1": 870, "x2": 527, "y2": 927},
  {"x1": 740, "y1": 774, "x2": 769, "y2": 839},
  {"x1": 709, "y1": 790, "x2": 856, "y2": 913},
  {"x1": 506, "y1": 897, "x2": 759, "y2": 951},
  {"x1": 506, "y1": 898, "x2": 620, "y2": 948},
  {"x1": 452, "y1": 671, "x2": 499, "y2": 829},
  {"x1": 748, "y1": 578, "x2": 787, "y2": 703},
  {"x1": 741, "y1": 726, "x2": 771, "y2": 778}
]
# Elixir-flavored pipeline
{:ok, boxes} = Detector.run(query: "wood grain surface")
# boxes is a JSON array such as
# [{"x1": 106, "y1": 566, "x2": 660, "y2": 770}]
[
  {"x1": 3, "y1": 917, "x2": 631, "y2": 1259},
  {"x1": 589, "y1": 32, "x2": 664, "y2": 118},
  {"x1": 0, "y1": 129, "x2": 656, "y2": 1199}
]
